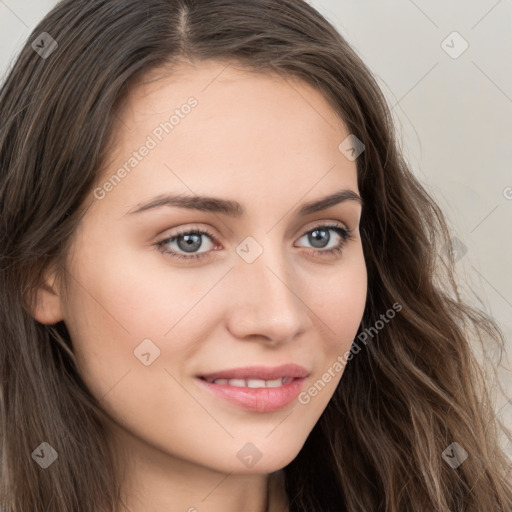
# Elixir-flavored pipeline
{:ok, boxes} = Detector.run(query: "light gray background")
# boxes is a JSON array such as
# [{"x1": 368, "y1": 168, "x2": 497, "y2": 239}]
[{"x1": 1, "y1": 0, "x2": 511, "y2": 457}]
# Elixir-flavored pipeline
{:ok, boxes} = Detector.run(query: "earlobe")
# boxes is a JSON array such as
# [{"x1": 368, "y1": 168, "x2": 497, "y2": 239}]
[{"x1": 31, "y1": 271, "x2": 65, "y2": 325}]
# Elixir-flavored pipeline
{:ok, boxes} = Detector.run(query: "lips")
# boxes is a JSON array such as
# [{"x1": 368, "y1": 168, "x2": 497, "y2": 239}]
[{"x1": 195, "y1": 364, "x2": 309, "y2": 413}]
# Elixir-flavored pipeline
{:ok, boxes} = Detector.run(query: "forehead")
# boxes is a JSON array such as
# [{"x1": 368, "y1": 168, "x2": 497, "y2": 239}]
[
  {"x1": 91, "y1": 60, "x2": 358, "y2": 216},
  {"x1": 114, "y1": 59, "x2": 349, "y2": 147}
]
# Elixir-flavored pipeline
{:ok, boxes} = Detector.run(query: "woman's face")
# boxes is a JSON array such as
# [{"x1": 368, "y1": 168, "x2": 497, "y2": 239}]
[{"x1": 39, "y1": 60, "x2": 367, "y2": 476}]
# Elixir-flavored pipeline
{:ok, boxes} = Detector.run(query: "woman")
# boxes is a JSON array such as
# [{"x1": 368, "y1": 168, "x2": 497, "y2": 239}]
[{"x1": 0, "y1": 0, "x2": 511, "y2": 511}]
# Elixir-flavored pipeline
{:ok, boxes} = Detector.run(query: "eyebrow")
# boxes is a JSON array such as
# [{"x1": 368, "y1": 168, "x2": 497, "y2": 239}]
[{"x1": 126, "y1": 189, "x2": 363, "y2": 217}]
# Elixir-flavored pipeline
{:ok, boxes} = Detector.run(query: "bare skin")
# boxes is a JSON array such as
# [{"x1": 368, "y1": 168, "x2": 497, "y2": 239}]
[{"x1": 32, "y1": 59, "x2": 367, "y2": 512}]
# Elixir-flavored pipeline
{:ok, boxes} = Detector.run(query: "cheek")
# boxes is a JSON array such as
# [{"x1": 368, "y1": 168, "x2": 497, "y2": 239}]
[
  {"x1": 313, "y1": 252, "x2": 367, "y2": 346},
  {"x1": 295, "y1": 272, "x2": 366, "y2": 420},
  {"x1": 62, "y1": 241, "x2": 217, "y2": 396},
  {"x1": 305, "y1": 253, "x2": 367, "y2": 392}
]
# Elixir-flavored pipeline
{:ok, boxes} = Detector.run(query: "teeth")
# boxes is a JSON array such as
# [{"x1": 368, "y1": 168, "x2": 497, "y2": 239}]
[
  {"x1": 228, "y1": 379, "x2": 246, "y2": 387},
  {"x1": 247, "y1": 379, "x2": 266, "y2": 388},
  {"x1": 207, "y1": 377, "x2": 290, "y2": 388},
  {"x1": 265, "y1": 378, "x2": 284, "y2": 387}
]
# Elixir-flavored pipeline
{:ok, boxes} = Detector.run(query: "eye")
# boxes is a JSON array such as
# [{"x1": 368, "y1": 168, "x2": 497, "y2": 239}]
[
  {"x1": 294, "y1": 223, "x2": 354, "y2": 259},
  {"x1": 155, "y1": 223, "x2": 355, "y2": 261},
  {"x1": 155, "y1": 227, "x2": 218, "y2": 261}
]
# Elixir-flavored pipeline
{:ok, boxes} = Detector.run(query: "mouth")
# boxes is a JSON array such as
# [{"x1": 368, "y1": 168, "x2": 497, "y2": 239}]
[
  {"x1": 199, "y1": 376, "x2": 295, "y2": 387},
  {"x1": 195, "y1": 364, "x2": 309, "y2": 413}
]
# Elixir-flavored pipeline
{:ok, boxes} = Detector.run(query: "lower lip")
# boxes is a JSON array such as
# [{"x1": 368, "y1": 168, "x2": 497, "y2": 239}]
[{"x1": 195, "y1": 377, "x2": 307, "y2": 413}]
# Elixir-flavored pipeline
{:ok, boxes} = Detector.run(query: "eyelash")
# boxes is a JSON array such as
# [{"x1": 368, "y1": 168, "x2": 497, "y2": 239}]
[{"x1": 155, "y1": 223, "x2": 355, "y2": 262}]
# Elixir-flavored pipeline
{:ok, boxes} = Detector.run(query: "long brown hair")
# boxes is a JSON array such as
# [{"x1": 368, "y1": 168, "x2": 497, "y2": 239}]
[{"x1": 1, "y1": 0, "x2": 511, "y2": 510}]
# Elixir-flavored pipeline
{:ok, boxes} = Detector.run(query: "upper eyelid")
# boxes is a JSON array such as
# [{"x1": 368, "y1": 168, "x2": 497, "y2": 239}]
[{"x1": 161, "y1": 219, "x2": 350, "y2": 243}]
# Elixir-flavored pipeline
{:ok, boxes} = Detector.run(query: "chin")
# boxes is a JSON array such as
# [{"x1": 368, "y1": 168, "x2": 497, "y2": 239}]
[{"x1": 222, "y1": 438, "x2": 305, "y2": 475}]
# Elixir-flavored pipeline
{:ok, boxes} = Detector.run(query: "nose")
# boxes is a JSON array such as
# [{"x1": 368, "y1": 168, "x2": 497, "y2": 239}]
[{"x1": 225, "y1": 244, "x2": 310, "y2": 346}]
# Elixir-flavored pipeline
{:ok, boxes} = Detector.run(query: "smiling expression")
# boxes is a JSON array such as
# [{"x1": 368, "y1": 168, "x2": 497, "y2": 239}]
[{"x1": 39, "y1": 59, "x2": 368, "y2": 476}]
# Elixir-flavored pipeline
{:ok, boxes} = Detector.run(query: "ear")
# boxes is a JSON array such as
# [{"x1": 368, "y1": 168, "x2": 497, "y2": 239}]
[{"x1": 30, "y1": 266, "x2": 65, "y2": 325}]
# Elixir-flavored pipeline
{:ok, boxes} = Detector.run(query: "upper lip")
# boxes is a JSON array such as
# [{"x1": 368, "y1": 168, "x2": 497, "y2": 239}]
[{"x1": 198, "y1": 364, "x2": 309, "y2": 381}]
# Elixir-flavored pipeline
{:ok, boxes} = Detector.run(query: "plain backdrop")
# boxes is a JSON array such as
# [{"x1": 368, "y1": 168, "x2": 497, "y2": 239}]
[{"x1": 1, "y1": 0, "x2": 511, "y2": 457}]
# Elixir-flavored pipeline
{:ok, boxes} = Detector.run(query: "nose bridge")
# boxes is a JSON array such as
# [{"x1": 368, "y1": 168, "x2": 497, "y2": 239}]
[
  {"x1": 226, "y1": 236, "x2": 308, "y2": 342},
  {"x1": 245, "y1": 252, "x2": 295, "y2": 309}
]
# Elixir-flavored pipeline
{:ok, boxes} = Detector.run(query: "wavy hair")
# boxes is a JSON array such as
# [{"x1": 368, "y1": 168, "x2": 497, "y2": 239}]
[{"x1": 1, "y1": 0, "x2": 511, "y2": 510}]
